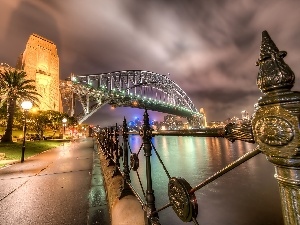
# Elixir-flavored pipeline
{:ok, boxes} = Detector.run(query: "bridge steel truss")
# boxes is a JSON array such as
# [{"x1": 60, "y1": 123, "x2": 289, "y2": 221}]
[{"x1": 60, "y1": 70, "x2": 202, "y2": 124}]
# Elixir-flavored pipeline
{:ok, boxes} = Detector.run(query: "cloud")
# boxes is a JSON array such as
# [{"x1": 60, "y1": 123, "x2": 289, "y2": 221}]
[{"x1": 1, "y1": 0, "x2": 300, "y2": 125}]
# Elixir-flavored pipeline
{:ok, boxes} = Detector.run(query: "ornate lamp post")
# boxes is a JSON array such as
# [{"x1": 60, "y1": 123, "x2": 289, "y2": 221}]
[
  {"x1": 21, "y1": 100, "x2": 32, "y2": 163},
  {"x1": 62, "y1": 117, "x2": 67, "y2": 137}
]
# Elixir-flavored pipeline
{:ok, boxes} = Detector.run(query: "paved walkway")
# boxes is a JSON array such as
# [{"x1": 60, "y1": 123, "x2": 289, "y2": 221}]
[{"x1": 0, "y1": 137, "x2": 110, "y2": 225}]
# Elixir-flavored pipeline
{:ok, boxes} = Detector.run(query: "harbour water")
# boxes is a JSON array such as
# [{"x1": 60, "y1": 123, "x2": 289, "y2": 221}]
[{"x1": 127, "y1": 135, "x2": 283, "y2": 225}]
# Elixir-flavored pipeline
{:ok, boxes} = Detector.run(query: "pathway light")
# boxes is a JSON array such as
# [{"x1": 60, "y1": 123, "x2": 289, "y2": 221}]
[
  {"x1": 62, "y1": 117, "x2": 67, "y2": 135},
  {"x1": 21, "y1": 100, "x2": 33, "y2": 163}
]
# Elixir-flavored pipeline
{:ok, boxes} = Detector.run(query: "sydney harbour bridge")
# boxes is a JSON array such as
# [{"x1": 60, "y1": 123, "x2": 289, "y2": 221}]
[{"x1": 59, "y1": 70, "x2": 203, "y2": 124}]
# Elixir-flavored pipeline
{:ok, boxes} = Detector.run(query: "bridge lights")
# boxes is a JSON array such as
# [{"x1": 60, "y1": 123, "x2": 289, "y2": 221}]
[{"x1": 71, "y1": 76, "x2": 77, "y2": 82}]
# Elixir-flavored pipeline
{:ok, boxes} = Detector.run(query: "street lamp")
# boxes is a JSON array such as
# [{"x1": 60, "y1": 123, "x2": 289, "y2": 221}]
[
  {"x1": 21, "y1": 100, "x2": 33, "y2": 163},
  {"x1": 62, "y1": 117, "x2": 67, "y2": 136}
]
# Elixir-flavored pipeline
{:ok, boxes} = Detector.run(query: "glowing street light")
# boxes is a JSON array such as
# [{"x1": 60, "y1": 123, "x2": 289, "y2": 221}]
[
  {"x1": 62, "y1": 117, "x2": 67, "y2": 135},
  {"x1": 21, "y1": 100, "x2": 33, "y2": 163}
]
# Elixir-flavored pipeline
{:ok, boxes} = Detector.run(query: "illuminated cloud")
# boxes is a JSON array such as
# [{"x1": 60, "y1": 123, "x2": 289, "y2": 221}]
[{"x1": 1, "y1": 0, "x2": 300, "y2": 125}]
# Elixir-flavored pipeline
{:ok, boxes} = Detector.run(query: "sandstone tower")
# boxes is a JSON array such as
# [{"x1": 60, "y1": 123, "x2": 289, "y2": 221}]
[
  {"x1": 199, "y1": 108, "x2": 207, "y2": 127},
  {"x1": 17, "y1": 34, "x2": 61, "y2": 112}
]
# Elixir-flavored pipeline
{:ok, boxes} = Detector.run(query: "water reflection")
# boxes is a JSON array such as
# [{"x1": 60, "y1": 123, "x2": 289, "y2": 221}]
[{"x1": 127, "y1": 135, "x2": 283, "y2": 225}]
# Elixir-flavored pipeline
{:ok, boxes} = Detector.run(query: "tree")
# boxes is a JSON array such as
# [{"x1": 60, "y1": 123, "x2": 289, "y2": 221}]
[
  {"x1": 27, "y1": 110, "x2": 49, "y2": 138},
  {"x1": 0, "y1": 102, "x2": 7, "y2": 129},
  {"x1": 67, "y1": 116, "x2": 78, "y2": 127},
  {"x1": 26, "y1": 110, "x2": 75, "y2": 139},
  {"x1": 65, "y1": 116, "x2": 78, "y2": 137},
  {"x1": 46, "y1": 110, "x2": 68, "y2": 137},
  {"x1": 0, "y1": 69, "x2": 40, "y2": 142}
]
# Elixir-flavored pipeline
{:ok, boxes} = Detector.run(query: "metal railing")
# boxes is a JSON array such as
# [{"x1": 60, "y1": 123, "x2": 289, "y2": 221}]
[
  {"x1": 96, "y1": 111, "x2": 261, "y2": 225},
  {"x1": 94, "y1": 30, "x2": 300, "y2": 225}
]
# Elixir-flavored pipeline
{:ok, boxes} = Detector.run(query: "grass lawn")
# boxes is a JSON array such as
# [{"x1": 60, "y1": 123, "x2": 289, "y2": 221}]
[
  {"x1": 0, "y1": 128, "x2": 60, "y2": 139},
  {"x1": 0, "y1": 140, "x2": 69, "y2": 167}
]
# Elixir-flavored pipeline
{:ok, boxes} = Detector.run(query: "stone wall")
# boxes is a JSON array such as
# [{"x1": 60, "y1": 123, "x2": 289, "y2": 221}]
[{"x1": 98, "y1": 147, "x2": 145, "y2": 225}]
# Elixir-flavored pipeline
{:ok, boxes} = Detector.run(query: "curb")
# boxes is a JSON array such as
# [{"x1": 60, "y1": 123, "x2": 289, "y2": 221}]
[
  {"x1": 87, "y1": 141, "x2": 111, "y2": 225},
  {"x1": 96, "y1": 142, "x2": 144, "y2": 225}
]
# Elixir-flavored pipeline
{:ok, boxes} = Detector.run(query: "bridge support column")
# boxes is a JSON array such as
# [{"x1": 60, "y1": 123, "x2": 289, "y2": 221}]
[
  {"x1": 252, "y1": 31, "x2": 300, "y2": 225},
  {"x1": 86, "y1": 93, "x2": 90, "y2": 114},
  {"x1": 71, "y1": 91, "x2": 75, "y2": 117},
  {"x1": 87, "y1": 76, "x2": 90, "y2": 114}
]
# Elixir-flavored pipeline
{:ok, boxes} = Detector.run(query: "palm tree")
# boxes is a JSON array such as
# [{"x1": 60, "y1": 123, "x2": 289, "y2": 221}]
[{"x1": 0, "y1": 69, "x2": 40, "y2": 142}]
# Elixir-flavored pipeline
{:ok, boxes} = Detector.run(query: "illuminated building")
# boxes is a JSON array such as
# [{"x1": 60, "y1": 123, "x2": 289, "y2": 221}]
[
  {"x1": 128, "y1": 117, "x2": 143, "y2": 131},
  {"x1": 16, "y1": 33, "x2": 62, "y2": 112},
  {"x1": 163, "y1": 115, "x2": 184, "y2": 130}
]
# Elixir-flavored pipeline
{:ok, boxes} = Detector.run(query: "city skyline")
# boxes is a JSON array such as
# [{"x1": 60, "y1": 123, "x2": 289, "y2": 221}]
[{"x1": 1, "y1": 1, "x2": 300, "y2": 126}]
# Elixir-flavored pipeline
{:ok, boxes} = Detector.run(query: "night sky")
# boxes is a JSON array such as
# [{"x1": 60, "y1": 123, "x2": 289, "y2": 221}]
[{"x1": 1, "y1": 0, "x2": 300, "y2": 126}]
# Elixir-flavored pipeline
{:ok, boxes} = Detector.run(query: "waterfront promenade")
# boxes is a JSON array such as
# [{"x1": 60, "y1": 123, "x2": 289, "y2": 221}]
[{"x1": 0, "y1": 137, "x2": 110, "y2": 225}]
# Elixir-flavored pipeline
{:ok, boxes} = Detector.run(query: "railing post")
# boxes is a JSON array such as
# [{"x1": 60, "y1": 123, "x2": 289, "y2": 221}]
[
  {"x1": 103, "y1": 127, "x2": 109, "y2": 157},
  {"x1": 140, "y1": 109, "x2": 159, "y2": 225},
  {"x1": 119, "y1": 117, "x2": 134, "y2": 199},
  {"x1": 114, "y1": 123, "x2": 120, "y2": 168},
  {"x1": 110, "y1": 127, "x2": 114, "y2": 157},
  {"x1": 252, "y1": 30, "x2": 300, "y2": 225},
  {"x1": 107, "y1": 127, "x2": 115, "y2": 167},
  {"x1": 112, "y1": 123, "x2": 121, "y2": 177},
  {"x1": 122, "y1": 118, "x2": 130, "y2": 183}
]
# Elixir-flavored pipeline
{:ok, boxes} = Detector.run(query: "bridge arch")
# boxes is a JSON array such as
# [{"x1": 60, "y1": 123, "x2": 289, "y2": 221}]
[{"x1": 60, "y1": 70, "x2": 202, "y2": 124}]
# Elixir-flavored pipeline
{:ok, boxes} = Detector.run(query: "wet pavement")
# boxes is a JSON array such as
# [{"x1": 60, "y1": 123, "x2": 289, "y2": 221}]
[{"x1": 0, "y1": 137, "x2": 110, "y2": 225}]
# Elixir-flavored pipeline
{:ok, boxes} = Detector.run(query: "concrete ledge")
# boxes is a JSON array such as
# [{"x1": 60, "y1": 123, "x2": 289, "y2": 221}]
[
  {"x1": 112, "y1": 195, "x2": 144, "y2": 225},
  {"x1": 98, "y1": 151, "x2": 144, "y2": 225}
]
